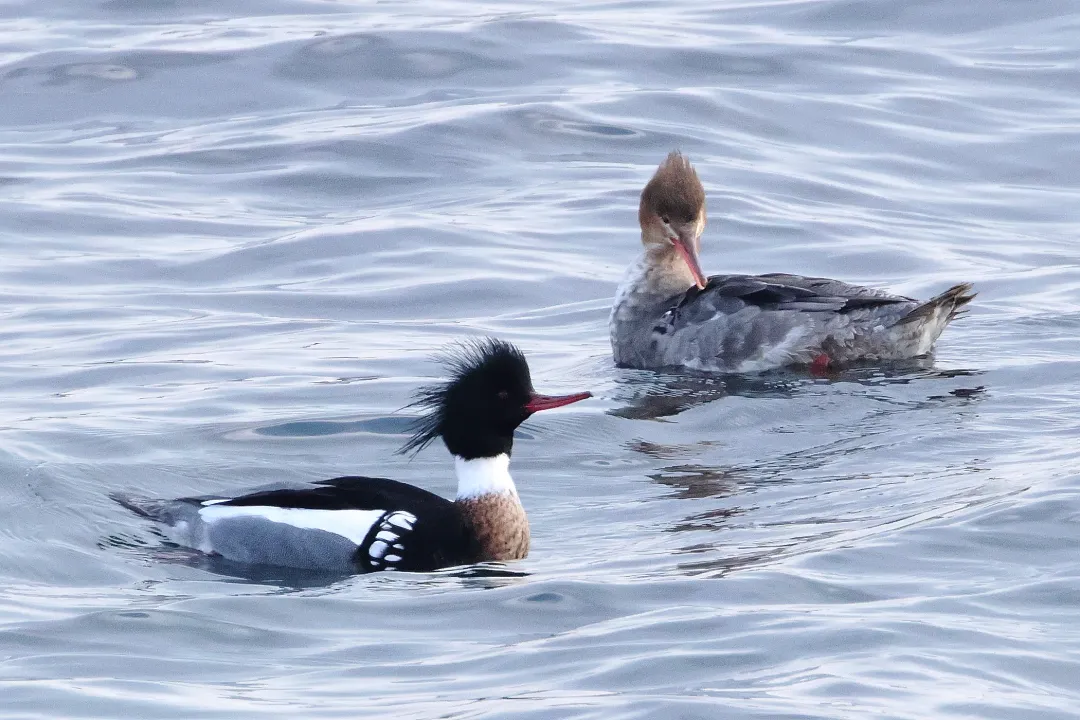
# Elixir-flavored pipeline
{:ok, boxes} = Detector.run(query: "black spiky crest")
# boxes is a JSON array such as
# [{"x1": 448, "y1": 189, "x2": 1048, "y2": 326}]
[{"x1": 399, "y1": 338, "x2": 535, "y2": 460}]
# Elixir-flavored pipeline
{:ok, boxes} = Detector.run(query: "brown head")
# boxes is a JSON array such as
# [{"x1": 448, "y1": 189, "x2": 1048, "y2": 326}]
[{"x1": 638, "y1": 151, "x2": 708, "y2": 289}]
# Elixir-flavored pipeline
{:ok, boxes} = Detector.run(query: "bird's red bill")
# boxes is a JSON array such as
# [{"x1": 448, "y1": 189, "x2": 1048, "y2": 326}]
[
  {"x1": 524, "y1": 391, "x2": 592, "y2": 413},
  {"x1": 674, "y1": 238, "x2": 708, "y2": 290}
]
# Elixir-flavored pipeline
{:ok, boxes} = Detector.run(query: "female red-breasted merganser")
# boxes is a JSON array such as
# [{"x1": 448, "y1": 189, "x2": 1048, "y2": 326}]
[
  {"x1": 112, "y1": 339, "x2": 591, "y2": 573},
  {"x1": 610, "y1": 151, "x2": 976, "y2": 372}
]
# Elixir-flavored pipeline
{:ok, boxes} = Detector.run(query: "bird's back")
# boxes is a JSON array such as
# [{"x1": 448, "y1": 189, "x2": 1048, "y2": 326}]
[{"x1": 611, "y1": 272, "x2": 946, "y2": 371}]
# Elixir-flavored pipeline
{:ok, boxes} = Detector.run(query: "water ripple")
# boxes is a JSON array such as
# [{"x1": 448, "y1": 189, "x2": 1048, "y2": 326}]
[{"x1": 1, "y1": 0, "x2": 1079, "y2": 718}]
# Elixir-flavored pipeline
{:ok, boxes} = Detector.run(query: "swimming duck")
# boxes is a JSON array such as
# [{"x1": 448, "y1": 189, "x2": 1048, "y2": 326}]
[
  {"x1": 113, "y1": 339, "x2": 591, "y2": 573},
  {"x1": 610, "y1": 151, "x2": 975, "y2": 372}
]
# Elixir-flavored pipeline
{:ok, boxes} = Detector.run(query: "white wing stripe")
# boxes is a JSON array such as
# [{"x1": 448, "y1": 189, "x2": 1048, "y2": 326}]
[{"x1": 199, "y1": 505, "x2": 384, "y2": 546}]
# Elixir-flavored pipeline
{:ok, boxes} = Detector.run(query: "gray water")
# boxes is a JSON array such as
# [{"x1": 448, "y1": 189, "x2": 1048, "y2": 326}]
[{"x1": 2, "y1": 1, "x2": 1079, "y2": 717}]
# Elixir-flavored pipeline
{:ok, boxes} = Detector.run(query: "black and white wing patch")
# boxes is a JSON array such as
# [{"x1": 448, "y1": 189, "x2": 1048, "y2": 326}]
[{"x1": 358, "y1": 510, "x2": 418, "y2": 572}]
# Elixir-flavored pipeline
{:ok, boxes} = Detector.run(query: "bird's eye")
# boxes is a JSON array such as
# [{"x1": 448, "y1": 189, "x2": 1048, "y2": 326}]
[
  {"x1": 660, "y1": 215, "x2": 670, "y2": 224},
  {"x1": 497, "y1": 390, "x2": 509, "y2": 400}
]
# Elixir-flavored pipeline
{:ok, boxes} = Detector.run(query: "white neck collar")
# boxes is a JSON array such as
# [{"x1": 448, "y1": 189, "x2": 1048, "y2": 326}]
[{"x1": 454, "y1": 454, "x2": 517, "y2": 500}]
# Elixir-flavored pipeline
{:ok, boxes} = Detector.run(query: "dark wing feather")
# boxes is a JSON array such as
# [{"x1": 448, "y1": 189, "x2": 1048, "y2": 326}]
[
  {"x1": 219, "y1": 476, "x2": 450, "y2": 512},
  {"x1": 673, "y1": 273, "x2": 912, "y2": 319}
]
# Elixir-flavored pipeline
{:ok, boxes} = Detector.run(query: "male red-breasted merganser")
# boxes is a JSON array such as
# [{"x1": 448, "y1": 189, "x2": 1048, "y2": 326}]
[
  {"x1": 112, "y1": 339, "x2": 591, "y2": 573},
  {"x1": 610, "y1": 151, "x2": 976, "y2": 372}
]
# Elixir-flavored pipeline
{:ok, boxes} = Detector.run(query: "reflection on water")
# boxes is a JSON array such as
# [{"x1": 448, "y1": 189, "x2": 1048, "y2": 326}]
[
  {"x1": 4, "y1": 0, "x2": 1080, "y2": 715},
  {"x1": 644, "y1": 459, "x2": 742, "y2": 501},
  {"x1": 620, "y1": 362, "x2": 992, "y2": 582},
  {"x1": 254, "y1": 415, "x2": 412, "y2": 438},
  {"x1": 610, "y1": 359, "x2": 986, "y2": 420},
  {"x1": 103, "y1": 528, "x2": 531, "y2": 591},
  {"x1": 609, "y1": 370, "x2": 804, "y2": 420}
]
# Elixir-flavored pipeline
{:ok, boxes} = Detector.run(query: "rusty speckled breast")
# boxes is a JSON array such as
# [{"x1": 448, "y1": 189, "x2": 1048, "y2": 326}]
[{"x1": 459, "y1": 494, "x2": 530, "y2": 561}]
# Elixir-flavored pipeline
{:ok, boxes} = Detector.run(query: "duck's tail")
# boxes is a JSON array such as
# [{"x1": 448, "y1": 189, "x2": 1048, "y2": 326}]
[
  {"x1": 109, "y1": 492, "x2": 196, "y2": 526},
  {"x1": 898, "y1": 283, "x2": 976, "y2": 326},
  {"x1": 893, "y1": 283, "x2": 976, "y2": 355}
]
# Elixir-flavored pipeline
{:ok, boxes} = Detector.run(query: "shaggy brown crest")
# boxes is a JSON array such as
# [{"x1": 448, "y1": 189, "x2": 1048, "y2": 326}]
[{"x1": 639, "y1": 151, "x2": 706, "y2": 226}]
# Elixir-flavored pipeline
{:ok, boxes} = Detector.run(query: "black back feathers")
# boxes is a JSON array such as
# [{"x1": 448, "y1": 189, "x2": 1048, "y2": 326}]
[{"x1": 399, "y1": 338, "x2": 535, "y2": 460}]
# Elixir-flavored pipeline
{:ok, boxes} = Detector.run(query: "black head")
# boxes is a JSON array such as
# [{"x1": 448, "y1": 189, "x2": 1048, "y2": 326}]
[{"x1": 399, "y1": 338, "x2": 591, "y2": 460}]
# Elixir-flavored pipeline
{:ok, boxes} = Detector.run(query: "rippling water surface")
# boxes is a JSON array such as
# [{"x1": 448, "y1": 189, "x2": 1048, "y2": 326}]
[{"x1": 2, "y1": 0, "x2": 1079, "y2": 717}]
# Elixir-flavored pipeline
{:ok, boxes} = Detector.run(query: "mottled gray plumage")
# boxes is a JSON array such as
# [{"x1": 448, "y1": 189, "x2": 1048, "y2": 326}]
[
  {"x1": 610, "y1": 151, "x2": 976, "y2": 372},
  {"x1": 202, "y1": 515, "x2": 361, "y2": 571},
  {"x1": 111, "y1": 492, "x2": 366, "y2": 571},
  {"x1": 613, "y1": 269, "x2": 974, "y2": 371}
]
